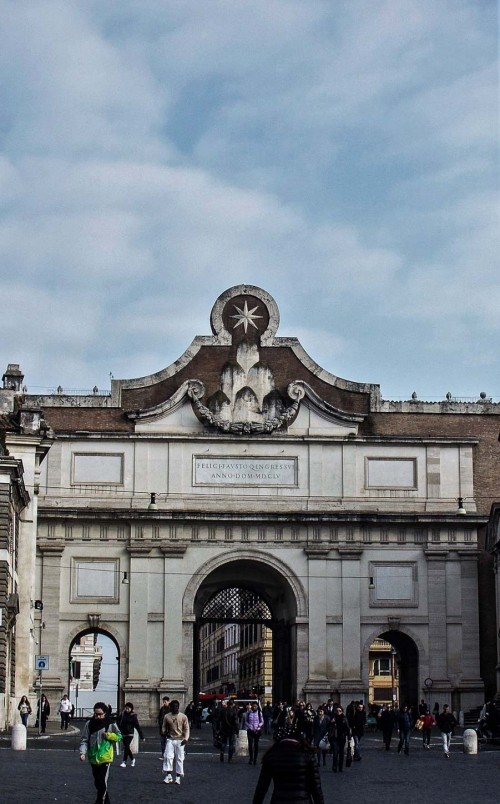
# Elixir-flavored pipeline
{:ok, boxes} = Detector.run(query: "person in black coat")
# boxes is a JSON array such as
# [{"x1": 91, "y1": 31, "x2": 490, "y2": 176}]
[
  {"x1": 117, "y1": 702, "x2": 145, "y2": 767},
  {"x1": 328, "y1": 704, "x2": 351, "y2": 773},
  {"x1": 253, "y1": 733, "x2": 324, "y2": 804},
  {"x1": 350, "y1": 702, "x2": 366, "y2": 760},
  {"x1": 378, "y1": 703, "x2": 397, "y2": 751}
]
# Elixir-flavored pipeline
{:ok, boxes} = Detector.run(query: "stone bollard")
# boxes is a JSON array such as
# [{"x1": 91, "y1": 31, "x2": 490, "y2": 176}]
[
  {"x1": 11, "y1": 723, "x2": 27, "y2": 751},
  {"x1": 236, "y1": 729, "x2": 248, "y2": 757},
  {"x1": 463, "y1": 728, "x2": 478, "y2": 755}
]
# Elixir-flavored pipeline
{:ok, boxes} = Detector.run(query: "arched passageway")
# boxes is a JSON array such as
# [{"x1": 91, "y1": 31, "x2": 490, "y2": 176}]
[
  {"x1": 378, "y1": 630, "x2": 419, "y2": 707},
  {"x1": 192, "y1": 558, "x2": 300, "y2": 704},
  {"x1": 68, "y1": 629, "x2": 120, "y2": 715}
]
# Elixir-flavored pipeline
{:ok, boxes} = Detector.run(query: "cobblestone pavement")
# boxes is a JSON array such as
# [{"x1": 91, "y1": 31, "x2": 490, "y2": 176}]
[{"x1": 0, "y1": 724, "x2": 498, "y2": 803}]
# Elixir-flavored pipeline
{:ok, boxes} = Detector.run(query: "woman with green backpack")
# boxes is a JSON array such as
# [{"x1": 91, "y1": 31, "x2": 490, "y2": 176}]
[{"x1": 79, "y1": 702, "x2": 122, "y2": 804}]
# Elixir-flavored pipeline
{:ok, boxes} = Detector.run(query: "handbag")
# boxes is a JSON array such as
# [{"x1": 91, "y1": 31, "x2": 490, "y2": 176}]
[
  {"x1": 318, "y1": 736, "x2": 329, "y2": 751},
  {"x1": 415, "y1": 717, "x2": 424, "y2": 731}
]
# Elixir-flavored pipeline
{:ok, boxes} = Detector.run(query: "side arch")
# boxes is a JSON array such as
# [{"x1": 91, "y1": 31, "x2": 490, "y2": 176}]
[{"x1": 362, "y1": 625, "x2": 428, "y2": 706}]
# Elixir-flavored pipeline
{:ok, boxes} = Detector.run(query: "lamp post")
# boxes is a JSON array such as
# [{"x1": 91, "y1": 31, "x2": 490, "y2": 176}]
[{"x1": 391, "y1": 647, "x2": 397, "y2": 707}]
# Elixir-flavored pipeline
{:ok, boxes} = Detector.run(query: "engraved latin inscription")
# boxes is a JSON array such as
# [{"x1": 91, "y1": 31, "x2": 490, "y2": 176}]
[{"x1": 194, "y1": 456, "x2": 298, "y2": 486}]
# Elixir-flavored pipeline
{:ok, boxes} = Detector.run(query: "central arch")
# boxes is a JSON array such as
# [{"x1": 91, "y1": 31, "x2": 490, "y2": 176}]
[{"x1": 183, "y1": 550, "x2": 306, "y2": 704}]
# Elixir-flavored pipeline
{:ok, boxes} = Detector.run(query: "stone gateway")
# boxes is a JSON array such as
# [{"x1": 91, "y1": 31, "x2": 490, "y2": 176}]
[{"x1": 7, "y1": 285, "x2": 499, "y2": 724}]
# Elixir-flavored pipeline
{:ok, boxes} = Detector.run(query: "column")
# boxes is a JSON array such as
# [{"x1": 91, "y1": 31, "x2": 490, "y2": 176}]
[
  {"x1": 425, "y1": 551, "x2": 449, "y2": 680},
  {"x1": 159, "y1": 544, "x2": 189, "y2": 696},
  {"x1": 338, "y1": 547, "x2": 363, "y2": 697},
  {"x1": 303, "y1": 547, "x2": 329, "y2": 703},
  {"x1": 37, "y1": 542, "x2": 64, "y2": 690},
  {"x1": 126, "y1": 546, "x2": 151, "y2": 683}
]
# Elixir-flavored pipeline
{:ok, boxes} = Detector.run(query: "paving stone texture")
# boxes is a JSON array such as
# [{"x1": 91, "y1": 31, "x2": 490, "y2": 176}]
[{"x1": 0, "y1": 723, "x2": 498, "y2": 803}]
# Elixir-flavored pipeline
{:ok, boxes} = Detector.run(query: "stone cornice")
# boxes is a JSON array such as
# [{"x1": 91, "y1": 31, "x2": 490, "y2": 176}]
[
  {"x1": 160, "y1": 543, "x2": 188, "y2": 558},
  {"x1": 37, "y1": 540, "x2": 65, "y2": 554}
]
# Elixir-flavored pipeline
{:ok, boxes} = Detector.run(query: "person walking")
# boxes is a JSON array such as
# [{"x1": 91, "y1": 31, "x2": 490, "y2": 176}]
[
  {"x1": 58, "y1": 694, "x2": 72, "y2": 730},
  {"x1": 421, "y1": 710, "x2": 436, "y2": 749},
  {"x1": 79, "y1": 701, "x2": 122, "y2": 804},
  {"x1": 312, "y1": 706, "x2": 330, "y2": 767},
  {"x1": 397, "y1": 704, "x2": 413, "y2": 755},
  {"x1": 350, "y1": 702, "x2": 366, "y2": 761},
  {"x1": 378, "y1": 703, "x2": 396, "y2": 751},
  {"x1": 245, "y1": 701, "x2": 264, "y2": 765},
  {"x1": 162, "y1": 699, "x2": 190, "y2": 785},
  {"x1": 215, "y1": 699, "x2": 240, "y2": 763},
  {"x1": 436, "y1": 704, "x2": 457, "y2": 758},
  {"x1": 263, "y1": 702, "x2": 274, "y2": 735},
  {"x1": 328, "y1": 704, "x2": 351, "y2": 773},
  {"x1": 18, "y1": 695, "x2": 32, "y2": 727},
  {"x1": 36, "y1": 694, "x2": 50, "y2": 733},
  {"x1": 252, "y1": 732, "x2": 324, "y2": 804},
  {"x1": 158, "y1": 696, "x2": 170, "y2": 758},
  {"x1": 117, "y1": 702, "x2": 145, "y2": 767}
]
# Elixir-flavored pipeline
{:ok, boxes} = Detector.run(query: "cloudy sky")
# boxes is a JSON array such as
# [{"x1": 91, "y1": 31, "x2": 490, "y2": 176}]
[{"x1": 1, "y1": 0, "x2": 498, "y2": 401}]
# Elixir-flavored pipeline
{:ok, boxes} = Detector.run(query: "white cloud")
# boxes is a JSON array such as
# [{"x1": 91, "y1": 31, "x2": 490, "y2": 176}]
[{"x1": 0, "y1": 0, "x2": 498, "y2": 398}]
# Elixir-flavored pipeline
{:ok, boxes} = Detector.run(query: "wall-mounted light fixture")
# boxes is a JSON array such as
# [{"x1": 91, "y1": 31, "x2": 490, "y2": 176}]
[
  {"x1": 456, "y1": 497, "x2": 467, "y2": 516},
  {"x1": 368, "y1": 577, "x2": 375, "y2": 589},
  {"x1": 122, "y1": 572, "x2": 129, "y2": 585},
  {"x1": 148, "y1": 492, "x2": 158, "y2": 511}
]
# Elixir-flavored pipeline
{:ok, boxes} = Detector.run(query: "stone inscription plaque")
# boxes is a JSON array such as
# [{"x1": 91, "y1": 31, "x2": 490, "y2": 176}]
[{"x1": 194, "y1": 456, "x2": 298, "y2": 487}]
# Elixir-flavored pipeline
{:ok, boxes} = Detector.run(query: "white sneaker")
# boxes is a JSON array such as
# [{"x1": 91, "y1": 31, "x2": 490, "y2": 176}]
[
  {"x1": 131, "y1": 759, "x2": 136, "y2": 767},
  {"x1": 120, "y1": 762, "x2": 126, "y2": 768},
  {"x1": 164, "y1": 774, "x2": 173, "y2": 784},
  {"x1": 175, "y1": 778, "x2": 181, "y2": 785}
]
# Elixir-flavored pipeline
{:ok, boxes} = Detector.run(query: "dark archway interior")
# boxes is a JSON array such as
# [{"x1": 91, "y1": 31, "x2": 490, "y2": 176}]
[
  {"x1": 379, "y1": 629, "x2": 419, "y2": 707},
  {"x1": 193, "y1": 559, "x2": 298, "y2": 704}
]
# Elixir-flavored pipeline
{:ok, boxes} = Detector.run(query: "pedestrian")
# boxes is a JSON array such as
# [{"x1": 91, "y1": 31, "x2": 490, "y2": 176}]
[
  {"x1": 195, "y1": 701, "x2": 203, "y2": 729},
  {"x1": 418, "y1": 699, "x2": 428, "y2": 716},
  {"x1": 421, "y1": 710, "x2": 436, "y2": 749},
  {"x1": 185, "y1": 700, "x2": 196, "y2": 728},
  {"x1": 436, "y1": 703, "x2": 457, "y2": 758},
  {"x1": 36, "y1": 694, "x2": 50, "y2": 733},
  {"x1": 17, "y1": 695, "x2": 31, "y2": 728},
  {"x1": 432, "y1": 701, "x2": 440, "y2": 718},
  {"x1": 312, "y1": 706, "x2": 330, "y2": 767},
  {"x1": 328, "y1": 704, "x2": 350, "y2": 773},
  {"x1": 79, "y1": 700, "x2": 122, "y2": 804},
  {"x1": 263, "y1": 701, "x2": 274, "y2": 735},
  {"x1": 252, "y1": 731, "x2": 324, "y2": 804},
  {"x1": 378, "y1": 703, "x2": 396, "y2": 751},
  {"x1": 58, "y1": 694, "x2": 72, "y2": 730},
  {"x1": 245, "y1": 701, "x2": 264, "y2": 765},
  {"x1": 162, "y1": 699, "x2": 190, "y2": 785},
  {"x1": 158, "y1": 695, "x2": 170, "y2": 757},
  {"x1": 17, "y1": 695, "x2": 32, "y2": 727},
  {"x1": 117, "y1": 701, "x2": 145, "y2": 767},
  {"x1": 350, "y1": 702, "x2": 366, "y2": 761},
  {"x1": 397, "y1": 704, "x2": 413, "y2": 755},
  {"x1": 215, "y1": 699, "x2": 240, "y2": 763}
]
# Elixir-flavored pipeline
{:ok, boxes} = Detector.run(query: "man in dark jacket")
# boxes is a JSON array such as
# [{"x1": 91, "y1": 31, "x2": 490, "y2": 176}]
[
  {"x1": 253, "y1": 734, "x2": 324, "y2": 804},
  {"x1": 215, "y1": 700, "x2": 240, "y2": 763},
  {"x1": 397, "y1": 704, "x2": 413, "y2": 755},
  {"x1": 350, "y1": 702, "x2": 366, "y2": 760},
  {"x1": 436, "y1": 704, "x2": 457, "y2": 757}
]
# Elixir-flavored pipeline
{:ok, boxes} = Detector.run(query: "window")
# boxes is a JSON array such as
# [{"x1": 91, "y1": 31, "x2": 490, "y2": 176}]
[{"x1": 373, "y1": 658, "x2": 391, "y2": 676}]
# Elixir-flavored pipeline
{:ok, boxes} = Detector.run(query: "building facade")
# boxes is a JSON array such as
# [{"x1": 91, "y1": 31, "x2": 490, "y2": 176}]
[
  {"x1": 0, "y1": 366, "x2": 51, "y2": 729},
  {"x1": 7, "y1": 285, "x2": 500, "y2": 723}
]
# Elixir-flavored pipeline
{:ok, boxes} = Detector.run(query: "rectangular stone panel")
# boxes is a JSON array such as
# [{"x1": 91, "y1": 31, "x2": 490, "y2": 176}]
[
  {"x1": 72, "y1": 452, "x2": 123, "y2": 485},
  {"x1": 365, "y1": 458, "x2": 417, "y2": 489},
  {"x1": 193, "y1": 456, "x2": 298, "y2": 486}
]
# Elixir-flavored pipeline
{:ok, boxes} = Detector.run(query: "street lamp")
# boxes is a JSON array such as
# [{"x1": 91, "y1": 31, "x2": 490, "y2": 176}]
[{"x1": 391, "y1": 647, "x2": 397, "y2": 707}]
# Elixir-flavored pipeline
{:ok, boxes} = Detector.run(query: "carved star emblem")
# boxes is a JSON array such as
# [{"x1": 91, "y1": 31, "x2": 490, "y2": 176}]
[{"x1": 230, "y1": 301, "x2": 263, "y2": 333}]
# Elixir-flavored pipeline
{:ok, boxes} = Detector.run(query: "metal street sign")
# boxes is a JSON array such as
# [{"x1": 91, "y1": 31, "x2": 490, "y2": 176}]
[{"x1": 35, "y1": 655, "x2": 50, "y2": 670}]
